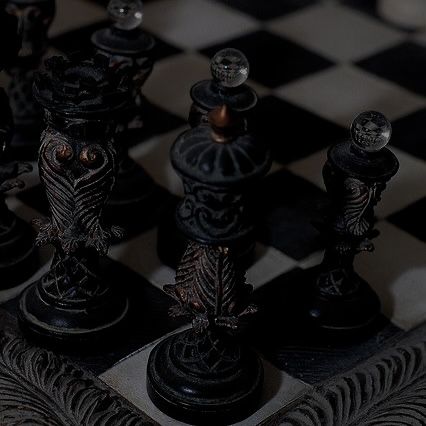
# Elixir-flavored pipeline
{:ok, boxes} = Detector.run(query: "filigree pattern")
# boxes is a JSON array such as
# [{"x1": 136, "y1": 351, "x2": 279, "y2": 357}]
[
  {"x1": 0, "y1": 333, "x2": 155, "y2": 426},
  {"x1": 269, "y1": 329, "x2": 426, "y2": 426},
  {"x1": 177, "y1": 181, "x2": 248, "y2": 243}
]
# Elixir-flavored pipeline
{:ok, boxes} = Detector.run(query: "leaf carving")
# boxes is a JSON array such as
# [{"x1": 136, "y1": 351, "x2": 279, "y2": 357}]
[
  {"x1": 268, "y1": 333, "x2": 426, "y2": 426},
  {"x1": 0, "y1": 334, "x2": 155, "y2": 426},
  {"x1": 164, "y1": 241, "x2": 255, "y2": 331},
  {"x1": 341, "y1": 177, "x2": 376, "y2": 238}
]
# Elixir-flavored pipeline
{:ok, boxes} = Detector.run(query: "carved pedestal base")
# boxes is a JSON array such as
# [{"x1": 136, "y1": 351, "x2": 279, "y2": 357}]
[
  {"x1": 147, "y1": 329, "x2": 263, "y2": 425},
  {"x1": 18, "y1": 258, "x2": 128, "y2": 346},
  {"x1": 0, "y1": 216, "x2": 38, "y2": 290},
  {"x1": 306, "y1": 267, "x2": 381, "y2": 332}
]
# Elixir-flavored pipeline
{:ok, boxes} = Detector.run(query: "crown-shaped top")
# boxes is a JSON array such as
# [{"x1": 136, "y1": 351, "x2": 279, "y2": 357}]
[{"x1": 34, "y1": 53, "x2": 130, "y2": 117}]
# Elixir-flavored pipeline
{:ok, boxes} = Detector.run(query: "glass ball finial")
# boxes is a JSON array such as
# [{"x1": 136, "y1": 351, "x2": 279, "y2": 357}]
[
  {"x1": 350, "y1": 111, "x2": 392, "y2": 152},
  {"x1": 211, "y1": 48, "x2": 249, "y2": 88},
  {"x1": 108, "y1": 0, "x2": 144, "y2": 31}
]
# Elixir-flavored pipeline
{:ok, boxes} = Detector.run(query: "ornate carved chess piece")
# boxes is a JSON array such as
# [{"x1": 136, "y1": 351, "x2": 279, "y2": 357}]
[
  {"x1": 158, "y1": 54, "x2": 261, "y2": 268},
  {"x1": 0, "y1": 8, "x2": 38, "y2": 290},
  {"x1": 189, "y1": 48, "x2": 257, "y2": 128},
  {"x1": 147, "y1": 106, "x2": 268, "y2": 424},
  {"x1": 5, "y1": 0, "x2": 55, "y2": 158},
  {"x1": 92, "y1": 0, "x2": 162, "y2": 235},
  {"x1": 18, "y1": 54, "x2": 130, "y2": 344},
  {"x1": 308, "y1": 111, "x2": 399, "y2": 331}
]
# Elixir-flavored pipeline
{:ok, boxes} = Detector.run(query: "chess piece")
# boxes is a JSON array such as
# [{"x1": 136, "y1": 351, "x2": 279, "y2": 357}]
[
  {"x1": 0, "y1": 8, "x2": 38, "y2": 289},
  {"x1": 157, "y1": 105, "x2": 270, "y2": 268},
  {"x1": 18, "y1": 54, "x2": 130, "y2": 344},
  {"x1": 147, "y1": 107, "x2": 268, "y2": 424},
  {"x1": 92, "y1": 0, "x2": 163, "y2": 235},
  {"x1": 5, "y1": 0, "x2": 55, "y2": 159},
  {"x1": 308, "y1": 111, "x2": 399, "y2": 331},
  {"x1": 189, "y1": 48, "x2": 257, "y2": 128}
]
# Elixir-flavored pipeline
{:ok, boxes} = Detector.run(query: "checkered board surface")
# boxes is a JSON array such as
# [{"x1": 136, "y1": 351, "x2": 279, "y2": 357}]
[{"x1": 1, "y1": 0, "x2": 426, "y2": 424}]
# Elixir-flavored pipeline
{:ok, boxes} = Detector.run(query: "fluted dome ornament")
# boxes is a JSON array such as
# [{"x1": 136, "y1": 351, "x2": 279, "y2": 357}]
[
  {"x1": 189, "y1": 48, "x2": 257, "y2": 127},
  {"x1": 307, "y1": 111, "x2": 399, "y2": 331},
  {"x1": 172, "y1": 104, "x2": 271, "y2": 245}
]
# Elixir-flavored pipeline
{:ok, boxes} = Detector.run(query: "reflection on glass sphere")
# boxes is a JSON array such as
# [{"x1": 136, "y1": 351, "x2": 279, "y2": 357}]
[
  {"x1": 211, "y1": 48, "x2": 249, "y2": 88},
  {"x1": 350, "y1": 111, "x2": 392, "y2": 152},
  {"x1": 108, "y1": 0, "x2": 143, "y2": 31}
]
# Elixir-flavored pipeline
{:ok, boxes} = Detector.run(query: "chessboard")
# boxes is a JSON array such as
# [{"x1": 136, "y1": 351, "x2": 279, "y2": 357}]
[{"x1": 1, "y1": 0, "x2": 426, "y2": 425}]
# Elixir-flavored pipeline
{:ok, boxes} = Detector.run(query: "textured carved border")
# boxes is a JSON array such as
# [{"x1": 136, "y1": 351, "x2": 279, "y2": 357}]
[
  {"x1": 263, "y1": 323, "x2": 426, "y2": 426},
  {"x1": 0, "y1": 333, "x2": 157, "y2": 426}
]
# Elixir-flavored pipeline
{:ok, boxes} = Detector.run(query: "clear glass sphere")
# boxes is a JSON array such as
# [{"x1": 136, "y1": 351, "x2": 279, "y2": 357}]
[
  {"x1": 211, "y1": 48, "x2": 249, "y2": 88},
  {"x1": 108, "y1": 0, "x2": 143, "y2": 31},
  {"x1": 350, "y1": 111, "x2": 392, "y2": 152}
]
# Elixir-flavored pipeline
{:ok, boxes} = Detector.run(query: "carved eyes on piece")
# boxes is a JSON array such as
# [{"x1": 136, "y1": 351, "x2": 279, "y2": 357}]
[
  {"x1": 79, "y1": 145, "x2": 103, "y2": 169},
  {"x1": 52, "y1": 142, "x2": 104, "y2": 170},
  {"x1": 55, "y1": 143, "x2": 74, "y2": 163}
]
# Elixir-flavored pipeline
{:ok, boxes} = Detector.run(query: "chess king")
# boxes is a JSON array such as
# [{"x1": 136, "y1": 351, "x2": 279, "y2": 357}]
[
  {"x1": 0, "y1": 7, "x2": 39, "y2": 290},
  {"x1": 309, "y1": 111, "x2": 399, "y2": 331},
  {"x1": 147, "y1": 106, "x2": 271, "y2": 425},
  {"x1": 18, "y1": 54, "x2": 130, "y2": 344}
]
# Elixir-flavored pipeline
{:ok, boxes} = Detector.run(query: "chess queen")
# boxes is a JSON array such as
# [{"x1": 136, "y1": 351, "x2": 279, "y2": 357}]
[{"x1": 18, "y1": 54, "x2": 130, "y2": 344}]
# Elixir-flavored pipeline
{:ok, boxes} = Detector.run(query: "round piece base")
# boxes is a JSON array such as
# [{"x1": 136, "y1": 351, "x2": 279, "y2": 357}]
[
  {"x1": 307, "y1": 278, "x2": 381, "y2": 332},
  {"x1": 18, "y1": 283, "x2": 129, "y2": 347},
  {"x1": 147, "y1": 330, "x2": 263, "y2": 425}
]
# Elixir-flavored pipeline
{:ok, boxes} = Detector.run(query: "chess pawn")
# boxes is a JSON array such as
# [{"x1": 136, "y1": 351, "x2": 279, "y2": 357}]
[
  {"x1": 18, "y1": 54, "x2": 130, "y2": 344},
  {"x1": 189, "y1": 48, "x2": 257, "y2": 128},
  {"x1": 5, "y1": 0, "x2": 55, "y2": 159},
  {"x1": 147, "y1": 242, "x2": 263, "y2": 425},
  {"x1": 157, "y1": 105, "x2": 271, "y2": 267},
  {"x1": 0, "y1": 9, "x2": 38, "y2": 290},
  {"x1": 92, "y1": 0, "x2": 162, "y2": 236},
  {"x1": 308, "y1": 111, "x2": 399, "y2": 331}
]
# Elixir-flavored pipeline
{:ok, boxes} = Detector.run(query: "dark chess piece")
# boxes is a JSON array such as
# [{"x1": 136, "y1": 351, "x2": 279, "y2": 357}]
[
  {"x1": 147, "y1": 109, "x2": 269, "y2": 422},
  {"x1": 157, "y1": 105, "x2": 270, "y2": 268},
  {"x1": 92, "y1": 0, "x2": 165, "y2": 236},
  {"x1": 5, "y1": 0, "x2": 55, "y2": 159},
  {"x1": 148, "y1": 242, "x2": 263, "y2": 425},
  {"x1": 0, "y1": 8, "x2": 38, "y2": 290},
  {"x1": 189, "y1": 48, "x2": 257, "y2": 128},
  {"x1": 18, "y1": 54, "x2": 130, "y2": 345},
  {"x1": 307, "y1": 111, "x2": 399, "y2": 331}
]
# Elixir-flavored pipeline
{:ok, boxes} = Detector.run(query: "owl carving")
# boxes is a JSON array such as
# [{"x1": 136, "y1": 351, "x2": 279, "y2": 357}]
[{"x1": 34, "y1": 129, "x2": 122, "y2": 255}]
